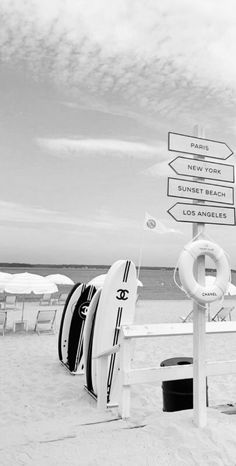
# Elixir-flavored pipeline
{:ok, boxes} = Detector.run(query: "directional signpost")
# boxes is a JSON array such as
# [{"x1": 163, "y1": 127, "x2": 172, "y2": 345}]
[
  {"x1": 169, "y1": 156, "x2": 235, "y2": 183},
  {"x1": 167, "y1": 202, "x2": 236, "y2": 225},
  {"x1": 168, "y1": 132, "x2": 233, "y2": 160},
  {"x1": 167, "y1": 128, "x2": 235, "y2": 429},
  {"x1": 167, "y1": 177, "x2": 234, "y2": 205}
]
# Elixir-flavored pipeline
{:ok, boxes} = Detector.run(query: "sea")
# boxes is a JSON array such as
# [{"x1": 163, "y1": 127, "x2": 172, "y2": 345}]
[{"x1": 1, "y1": 264, "x2": 235, "y2": 301}]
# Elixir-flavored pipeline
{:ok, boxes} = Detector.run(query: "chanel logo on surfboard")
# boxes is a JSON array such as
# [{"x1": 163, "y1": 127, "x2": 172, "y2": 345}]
[
  {"x1": 116, "y1": 289, "x2": 129, "y2": 300},
  {"x1": 78, "y1": 302, "x2": 89, "y2": 319}
]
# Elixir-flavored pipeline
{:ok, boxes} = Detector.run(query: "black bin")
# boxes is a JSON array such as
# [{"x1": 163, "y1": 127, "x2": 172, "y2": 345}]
[{"x1": 160, "y1": 357, "x2": 208, "y2": 412}]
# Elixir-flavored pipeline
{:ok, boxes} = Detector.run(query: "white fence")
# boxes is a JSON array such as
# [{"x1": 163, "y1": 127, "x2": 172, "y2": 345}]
[{"x1": 94, "y1": 321, "x2": 236, "y2": 419}]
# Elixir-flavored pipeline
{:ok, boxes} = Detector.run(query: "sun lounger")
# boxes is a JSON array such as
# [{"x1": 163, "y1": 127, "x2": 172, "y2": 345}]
[
  {"x1": 39, "y1": 293, "x2": 52, "y2": 306},
  {"x1": 4, "y1": 295, "x2": 17, "y2": 310},
  {"x1": 179, "y1": 310, "x2": 193, "y2": 323},
  {"x1": 57, "y1": 293, "x2": 68, "y2": 305},
  {"x1": 0, "y1": 311, "x2": 7, "y2": 336},
  {"x1": 211, "y1": 306, "x2": 234, "y2": 322},
  {"x1": 34, "y1": 309, "x2": 57, "y2": 335}
]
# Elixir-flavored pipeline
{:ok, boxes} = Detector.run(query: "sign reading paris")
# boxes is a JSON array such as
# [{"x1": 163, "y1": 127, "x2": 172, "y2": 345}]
[{"x1": 168, "y1": 132, "x2": 233, "y2": 160}]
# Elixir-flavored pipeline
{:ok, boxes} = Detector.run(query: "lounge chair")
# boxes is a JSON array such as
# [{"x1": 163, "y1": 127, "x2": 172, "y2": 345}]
[
  {"x1": 4, "y1": 295, "x2": 17, "y2": 310},
  {"x1": 34, "y1": 309, "x2": 57, "y2": 335},
  {"x1": 180, "y1": 310, "x2": 193, "y2": 323},
  {"x1": 0, "y1": 311, "x2": 7, "y2": 336},
  {"x1": 39, "y1": 293, "x2": 52, "y2": 306},
  {"x1": 57, "y1": 293, "x2": 68, "y2": 305},
  {"x1": 211, "y1": 306, "x2": 234, "y2": 322}
]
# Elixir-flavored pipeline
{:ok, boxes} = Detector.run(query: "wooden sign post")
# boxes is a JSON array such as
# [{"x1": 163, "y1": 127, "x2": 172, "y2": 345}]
[
  {"x1": 192, "y1": 125, "x2": 207, "y2": 428},
  {"x1": 167, "y1": 127, "x2": 234, "y2": 427}
]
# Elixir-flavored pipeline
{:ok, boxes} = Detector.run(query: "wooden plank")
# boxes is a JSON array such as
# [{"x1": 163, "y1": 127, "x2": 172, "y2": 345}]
[
  {"x1": 97, "y1": 357, "x2": 108, "y2": 411},
  {"x1": 124, "y1": 364, "x2": 193, "y2": 385},
  {"x1": 122, "y1": 321, "x2": 236, "y2": 339},
  {"x1": 119, "y1": 331, "x2": 132, "y2": 419},
  {"x1": 93, "y1": 344, "x2": 120, "y2": 359},
  {"x1": 123, "y1": 360, "x2": 236, "y2": 386},
  {"x1": 207, "y1": 360, "x2": 236, "y2": 376}
]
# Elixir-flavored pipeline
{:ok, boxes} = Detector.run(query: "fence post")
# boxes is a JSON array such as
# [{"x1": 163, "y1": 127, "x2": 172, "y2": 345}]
[
  {"x1": 97, "y1": 355, "x2": 108, "y2": 411},
  {"x1": 118, "y1": 328, "x2": 132, "y2": 419}
]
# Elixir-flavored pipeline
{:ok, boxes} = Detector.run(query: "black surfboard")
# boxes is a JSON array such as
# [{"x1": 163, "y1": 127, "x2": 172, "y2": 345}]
[
  {"x1": 58, "y1": 282, "x2": 82, "y2": 362},
  {"x1": 67, "y1": 285, "x2": 97, "y2": 373}
]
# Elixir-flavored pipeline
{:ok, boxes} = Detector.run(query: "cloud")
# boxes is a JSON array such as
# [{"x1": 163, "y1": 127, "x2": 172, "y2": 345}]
[
  {"x1": 0, "y1": 201, "x2": 139, "y2": 232},
  {"x1": 36, "y1": 137, "x2": 160, "y2": 159},
  {"x1": 0, "y1": 0, "x2": 235, "y2": 124},
  {"x1": 142, "y1": 160, "x2": 173, "y2": 177},
  {"x1": 155, "y1": 221, "x2": 182, "y2": 235}
]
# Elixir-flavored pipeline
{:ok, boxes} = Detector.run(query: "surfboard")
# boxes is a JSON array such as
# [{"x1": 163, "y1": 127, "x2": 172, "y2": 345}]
[
  {"x1": 58, "y1": 282, "x2": 85, "y2": 366},
  {"x1": 67, "y1": 285, "x2": 97, "y2": 374},
  {"x1": 83, "y1": 288, "x2": 102, "y2": 394},
  {"x1": 86, "y1": 260, "x2": 137, "y2": 405}
]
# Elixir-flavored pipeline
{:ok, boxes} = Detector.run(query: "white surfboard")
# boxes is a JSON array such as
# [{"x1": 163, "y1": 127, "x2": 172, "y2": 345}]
[
  {"x1": 90, "y1": 259, "x2": 137, "y2": 405},
  {"x1": 58, "y1": 283, "x2": 86, "y2": 366}
]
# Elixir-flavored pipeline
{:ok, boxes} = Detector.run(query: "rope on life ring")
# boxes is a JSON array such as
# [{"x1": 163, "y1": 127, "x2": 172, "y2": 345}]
[{"x1": 178, "y1": 239, "x2": 230, "y2": 304}]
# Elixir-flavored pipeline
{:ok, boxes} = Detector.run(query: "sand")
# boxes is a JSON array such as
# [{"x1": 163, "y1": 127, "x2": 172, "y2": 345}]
[{"x1": 1, "y1": 299, "x2": 236, "y2": 465}]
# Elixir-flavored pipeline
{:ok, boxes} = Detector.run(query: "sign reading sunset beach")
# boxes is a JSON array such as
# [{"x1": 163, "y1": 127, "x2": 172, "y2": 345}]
[{"x1": 167, "y1": 177, "x2": 234, "y2": 205}]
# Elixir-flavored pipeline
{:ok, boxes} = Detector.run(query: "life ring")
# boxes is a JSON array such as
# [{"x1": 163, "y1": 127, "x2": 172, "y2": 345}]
[{"x1": 178, "y1": 239, "x2": 230, "y2": 304}]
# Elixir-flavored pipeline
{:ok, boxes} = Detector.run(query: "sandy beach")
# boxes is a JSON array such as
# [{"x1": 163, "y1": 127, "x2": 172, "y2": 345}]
[{"x1": 1, "y1": 298, "x2": 236, "y2": 466}]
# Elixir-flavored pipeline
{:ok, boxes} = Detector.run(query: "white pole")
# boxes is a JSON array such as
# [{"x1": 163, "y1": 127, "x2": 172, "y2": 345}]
[
  {"x1": 137, "y1": 228, "x2": 144, "y2": 280},
  {"x1": 192, "y1": 125, "x2": 207, "y2": 427}
]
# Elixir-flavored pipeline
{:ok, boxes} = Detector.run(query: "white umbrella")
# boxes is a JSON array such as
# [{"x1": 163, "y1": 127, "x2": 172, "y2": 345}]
[
  {"x1": 88, "y1": 274, "x2": 143, "y2": 288},
  {"x1": 225, "y1": 282, "x2": 236, "y2": 296},
  {"x1": 45, "y1": 274, "x2": 74, "y2": 285},
  {"x1": 87, "y1": 274, "x2": 106, "y2": 288},
  {"x1": 205, "y1": 275, "x2": 236, "y2": 295},
  {"x1": 204, "y1": 275, "x2": 236, "y2": 320},
  {"x1": 4, "y1": 272, "x2": 58, "y2": 320},
  {"x1": 0, "y1": 272, "x2": 12, "y2": 292}
]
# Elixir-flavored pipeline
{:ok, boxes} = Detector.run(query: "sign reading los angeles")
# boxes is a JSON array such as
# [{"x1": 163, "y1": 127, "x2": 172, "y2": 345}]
[
  {"x1": 168, "y1": 203, "x2": 235, "y2": 226},
  {"x1": 167, "y1": 177, "x2": 234, "y2": 205},
  {"x1": 169, "y1": 157, "x2": 235, "y2": 183},
  {"x1": 168, "y1": 132, "x2": 233, "y2": 160}
]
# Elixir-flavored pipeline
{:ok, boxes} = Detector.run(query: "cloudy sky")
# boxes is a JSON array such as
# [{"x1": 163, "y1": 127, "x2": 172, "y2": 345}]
[{"x1": 0, "y1": 0, "x2": 236, "y2": 267}]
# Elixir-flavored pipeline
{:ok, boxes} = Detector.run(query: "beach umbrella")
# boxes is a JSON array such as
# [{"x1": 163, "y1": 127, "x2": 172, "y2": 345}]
[
  {"x1": 205, "y1": 275, "x2": 236, "y2": 295},
  {"x1": 45, "y1": 274, "x2": 74, "y2": 285},
  {"x1": 4, "y1": 272, "x2": 58, "y2": 320},
  {"x1": 225, "y1": 282, "x2": 236, "y2": 296},
  {"x1": 88, "y1": 274, "x2": 143, "y2": 288},
  {"x1": 0, "y1": 272, "x2": 12, "y2": 292},
  {"x1": 204, "y1": 275, "x2": 236, "y2": 320}
]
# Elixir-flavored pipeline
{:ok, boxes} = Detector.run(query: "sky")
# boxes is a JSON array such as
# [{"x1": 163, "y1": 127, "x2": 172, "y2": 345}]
[{"x1": 0, "y1": 0, "x2": 236, "y2": 267}]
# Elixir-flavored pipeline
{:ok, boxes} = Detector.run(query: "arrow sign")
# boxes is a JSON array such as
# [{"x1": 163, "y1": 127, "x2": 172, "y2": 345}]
[
  {"x1": 167, "y1": 177, "x2": 234, "y2": 205},
  {"x1": 168, "y1": 203, "x2": 235, "y2": 225},
  {"x1": 169, "y1": 157, "x2": 235, "y2": 183},
  {"x1": 168, "y1": 132, "x2": 233, "y2": 160}
]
